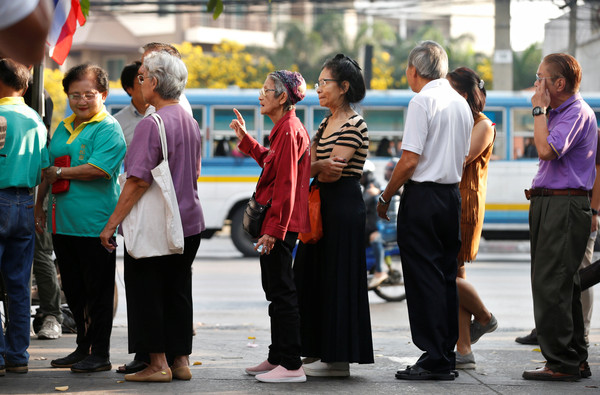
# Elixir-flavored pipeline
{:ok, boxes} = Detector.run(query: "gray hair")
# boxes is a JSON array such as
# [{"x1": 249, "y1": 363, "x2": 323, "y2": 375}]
[
  {"x1": 143, "y1": 51, "x2": 188, "y2": 100},
  {"x1": 268, "y1": 73, "x2": 295, "y2": 111},
  {"x1": 407, "y1": 40, "x2": 448, "y2": 80}
]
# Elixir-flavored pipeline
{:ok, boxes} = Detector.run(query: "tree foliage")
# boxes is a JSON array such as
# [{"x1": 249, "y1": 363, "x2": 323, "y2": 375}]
[{"x1": 513, "y1": 44, "x2": 542, "y2": 91}]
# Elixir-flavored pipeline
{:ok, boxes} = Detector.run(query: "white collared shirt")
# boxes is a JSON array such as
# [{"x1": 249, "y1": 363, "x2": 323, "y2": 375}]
[{"x1": 402, "y1": 79, "x2": 473, "y2": 184}]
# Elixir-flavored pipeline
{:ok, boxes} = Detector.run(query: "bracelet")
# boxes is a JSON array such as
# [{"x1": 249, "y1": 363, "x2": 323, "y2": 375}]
[{"x1": 592, "y1": 209, "x2": 598, "y2": 216}]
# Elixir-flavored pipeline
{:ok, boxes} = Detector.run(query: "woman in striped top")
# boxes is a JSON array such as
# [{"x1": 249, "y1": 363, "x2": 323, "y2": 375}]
[{"x1": 294, "y1": 54, "x2": 373, "y2": 377}]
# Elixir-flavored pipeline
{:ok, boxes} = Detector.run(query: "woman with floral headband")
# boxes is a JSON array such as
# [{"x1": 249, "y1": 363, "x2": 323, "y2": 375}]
[
  {"x1": 447, "y1": 67, "x2": 497, "y2": 370},
  {"x1": 229, "y1": 70, "x2": 311, "y2": 383},
  {"x1": 293, "y1": 54, "x2": 373, "y2": 377}
]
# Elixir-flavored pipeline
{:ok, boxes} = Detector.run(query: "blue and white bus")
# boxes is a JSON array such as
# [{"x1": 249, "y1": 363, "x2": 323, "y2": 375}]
[{"x1": 105, "y1": 88, "x2": 600, "y2": 256}]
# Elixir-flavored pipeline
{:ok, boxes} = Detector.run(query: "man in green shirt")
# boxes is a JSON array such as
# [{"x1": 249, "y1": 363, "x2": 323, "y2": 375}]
[{"x1": 0, "y1": 58, "x2": 49, "y2": 375}]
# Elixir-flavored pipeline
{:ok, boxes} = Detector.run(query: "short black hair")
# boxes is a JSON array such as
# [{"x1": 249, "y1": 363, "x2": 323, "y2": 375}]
[
  {"x1": 0, "y1": 58, "x2": 30, "y2": 92},
  {"x1": 322, "y1": 54, "x2": 366, "y2": 104},
  {"x1": 62, "y1": 63, "x2": 109, "y2": 94},
  {"x1": 120, "y1": 61, "x2": 142, "y2": 96}
]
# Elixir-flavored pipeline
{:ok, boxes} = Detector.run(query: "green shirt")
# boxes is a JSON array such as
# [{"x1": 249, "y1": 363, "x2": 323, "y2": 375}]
[
  {"x1": 0, "y1": 97, "x2": 49, "y2": 188},
  {"x1": 48, "y1": 108, "x2": 126, "y2": 237}
]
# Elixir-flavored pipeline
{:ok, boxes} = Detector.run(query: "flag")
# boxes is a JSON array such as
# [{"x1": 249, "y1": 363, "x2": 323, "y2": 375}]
[{"x1": 47, "y1": 0, "x2": 86, "y2": 65}]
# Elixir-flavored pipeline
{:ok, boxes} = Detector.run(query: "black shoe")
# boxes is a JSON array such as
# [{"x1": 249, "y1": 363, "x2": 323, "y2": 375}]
[
  {"x1": 51, "y1": 350, "x2": 89, "y2": 368},
  {"x1": 6, "y1": 362, "x2": 28, "y2": 374},
  {"x1": 116, "y1": 359, "x2": 148, "y2": 374},
  {"x1": 581, "y1": 361, "x2": 592, "y2": 379},
  {"x1": 516, "y1": 328, "x2": 538, "y2": 345},
  {"x1": 395, "y1": 364, "x2": 455, "y2": 381},
  {"x1": 71, "y1": 355, "x2": 112, "y2": 373}
]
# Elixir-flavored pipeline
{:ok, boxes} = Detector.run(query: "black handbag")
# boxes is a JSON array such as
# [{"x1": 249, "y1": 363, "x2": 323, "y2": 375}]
[{"x1": 242, "y1": 193, "x2": 271, "y2": 238}]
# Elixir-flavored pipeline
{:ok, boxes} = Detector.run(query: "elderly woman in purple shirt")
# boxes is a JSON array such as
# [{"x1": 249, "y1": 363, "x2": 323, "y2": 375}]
[{"x1": 100, "y1": 51, "x2": 204, "y2": 383}]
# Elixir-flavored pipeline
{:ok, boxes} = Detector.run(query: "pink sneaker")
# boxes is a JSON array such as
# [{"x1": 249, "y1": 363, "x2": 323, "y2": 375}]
[
  {"x1": 245, "y1": 360, "x2": 277, "y2": 376},
  {"x1": 255, "y1": 365, "x2": 306, "y2": 383}
]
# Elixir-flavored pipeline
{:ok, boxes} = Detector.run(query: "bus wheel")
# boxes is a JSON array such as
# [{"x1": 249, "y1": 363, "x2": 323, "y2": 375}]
[{"x1": 231, "y1": 205, "x2": 260, "y2": 257}]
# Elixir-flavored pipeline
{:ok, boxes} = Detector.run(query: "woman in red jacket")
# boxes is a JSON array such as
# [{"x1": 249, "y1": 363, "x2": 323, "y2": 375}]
[{"x1": 229, "y1": 70, "x2": 310, "y2": 383}]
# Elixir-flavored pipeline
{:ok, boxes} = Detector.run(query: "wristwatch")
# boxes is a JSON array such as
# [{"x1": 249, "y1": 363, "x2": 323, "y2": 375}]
[
  {"x1": 378, "y1": 192, "x2": 390, "y2": 205},
  {"x1": 592, "y1": 209, "x2": 598, "y2": 216},
  {"x1": 56, "y1": 167, "x2": 62, "y2": 179},
  {"x1": 532, "y1": 106, "x2": 546, "y2": 117}
]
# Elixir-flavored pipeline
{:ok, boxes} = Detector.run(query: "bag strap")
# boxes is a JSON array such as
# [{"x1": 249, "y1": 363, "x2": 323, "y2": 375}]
[{"x1": 150, "y1": 113, "x2": 168, "y2": 163}]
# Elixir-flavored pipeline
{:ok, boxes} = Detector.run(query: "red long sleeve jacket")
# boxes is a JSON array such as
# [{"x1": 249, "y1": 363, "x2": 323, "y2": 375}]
[{"x1": 238, "y1": 110, "x2": 311, "y2": 240}]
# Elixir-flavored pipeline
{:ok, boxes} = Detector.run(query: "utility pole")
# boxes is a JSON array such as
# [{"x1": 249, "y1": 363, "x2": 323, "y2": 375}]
[
  {"x1": 493, "y1": 0, "x2": 513, "y2": 90},
  {"x1": 567, "y1": 0, "x2": 577, "y2": 56}
]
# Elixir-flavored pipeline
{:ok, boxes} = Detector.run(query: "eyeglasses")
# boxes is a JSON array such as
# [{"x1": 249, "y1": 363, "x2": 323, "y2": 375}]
[
  {"x1": 535, "y1": 73, "x2": 562, "y2": 82},
  {"x1": 314, "y1": 79, "x2": 338, "y2": 89},
  {"x1": 259, "y1": 87, "x2": 276, "y2": 97},
  {"x1": 67, "y1": 91, "x2": 99, "y2": 101},
  {"x1": 137, "y1": 74, "x2": 146, "y2": 84}
]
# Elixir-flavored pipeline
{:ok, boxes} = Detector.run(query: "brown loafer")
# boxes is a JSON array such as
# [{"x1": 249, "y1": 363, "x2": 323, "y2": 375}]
[{"x1": 522, "y1": 366, "x2": 580, "y2": 382}]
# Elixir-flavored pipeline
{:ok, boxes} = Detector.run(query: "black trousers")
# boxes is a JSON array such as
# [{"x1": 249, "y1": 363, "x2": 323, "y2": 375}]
[
  {"x1": 124, "y1": 234, "x2": 201, "y2": 357},
  {"x1": 261, "y1": 231, "x2": 302, "y2": 370},
  {"x1": 52, "y1": 235, "x2": 116, "y2": 358},
  {"x1": 397, "y1": 181, "x2": 461, "y2": 372}
]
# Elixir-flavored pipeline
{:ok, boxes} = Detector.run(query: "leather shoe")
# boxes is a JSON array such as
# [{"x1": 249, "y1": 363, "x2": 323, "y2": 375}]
[
  {"x1": 395, "y1": 364, "x2": 455, "y2": 381},
  {"x1": 125, "y1": 367, "x2": 172, "y2": 382},
  {"x1": 6, "y1": 362, "x2": 28, "y2": 374},
  {"x1": 581, "y1": 361, "x2": 592, "y2": 379},
  {"x1": 522, "y1": 366, "x2": 580, "y2": 381},
  {"x1": 515, "y1": 328, "x2": 538, "y2": 345},
  {"x1": 71, "y1": 355, "x2": 112, "y2": 373},
  {"x1": 51, "y1": 350, "x2": 88, "y2": 368},
  {"x1": 116, "y1": 359, "x2": 148, "y2": 374}
]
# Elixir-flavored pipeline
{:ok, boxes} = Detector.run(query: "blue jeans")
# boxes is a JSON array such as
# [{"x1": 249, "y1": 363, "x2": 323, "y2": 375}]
[{"x1": 0, "y1": 187, "x2": 35, "y2": 365}]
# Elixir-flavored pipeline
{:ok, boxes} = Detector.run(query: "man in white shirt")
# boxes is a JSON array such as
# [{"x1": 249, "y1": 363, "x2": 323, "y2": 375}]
[
  {"x1": 377, "y1": 40, "x2": 473, "y2": 381},
  {"x1": 113, "y1": 62, "x2": 147, "y2": 147}
]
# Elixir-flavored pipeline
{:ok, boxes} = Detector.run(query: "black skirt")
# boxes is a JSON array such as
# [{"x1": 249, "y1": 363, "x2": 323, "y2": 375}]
[{"x1": 294, "y1": 177, "x2": 374, "y2": 364}]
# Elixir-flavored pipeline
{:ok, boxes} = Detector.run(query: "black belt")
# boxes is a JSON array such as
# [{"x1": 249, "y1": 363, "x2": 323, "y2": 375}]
[
  {"x1": 524, "y1": 188, "x2": 590, "y2": 200},
  {"x1": 1, "y1": 187, "x2": 34, "y2": 195},
  {"x1": 407, "y1": 180, "x2": 459, "y2": 188}
]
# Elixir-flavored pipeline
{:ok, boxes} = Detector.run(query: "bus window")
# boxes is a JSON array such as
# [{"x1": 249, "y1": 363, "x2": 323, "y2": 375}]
[
  {"x1": 512, "y1": 108, "x2": 535, "y2": 159},
  {"x1": 191, "y1": 106, "x2": 207, "y2": 158},
  {"x1": 192, "y1": 106, "x2": 205, "y2": 129},
  {"x1": 312, "y1": 108, "x2": 329, "y2": 133},
  {"x1": 484, "y1": 108, "x2": 505, "y2": 160},
  {"x1": 213, "y1": 108, "x2": 255, "y2": 131},
  {"x1": 263, "y1": 107, "x2": 307, "y2": 132},
  {"x1": 210, "y1": 107, "x2": 256, "y2": 159},
  {"x1": 361, "y1": 108, "x2": 405, "y2": 157}
]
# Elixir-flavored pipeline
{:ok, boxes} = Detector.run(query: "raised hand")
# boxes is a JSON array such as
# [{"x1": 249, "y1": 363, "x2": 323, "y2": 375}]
[{"x1": 229, "y1": 108, "x2": 247, "y2": 140}]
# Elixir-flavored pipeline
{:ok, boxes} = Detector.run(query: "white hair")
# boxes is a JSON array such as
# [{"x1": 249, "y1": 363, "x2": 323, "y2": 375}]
[
  {"x1": 143, "y1": 50, "x2": 188, "y2": 100},
  {"x1": 408, "y1": 40, "x2": 448, "y2": 80}
]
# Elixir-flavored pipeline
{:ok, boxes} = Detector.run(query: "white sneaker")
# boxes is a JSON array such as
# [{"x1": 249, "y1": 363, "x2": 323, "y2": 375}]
[
  {"x1": 368, "y1": 272, "x2": 389, "y2": 290},
  {"x1": 38, "y1": 315, "x2": 62, "y2": 340},
  {"x1": 303, "y1": 360, "x2": 350, "y2": 377}
]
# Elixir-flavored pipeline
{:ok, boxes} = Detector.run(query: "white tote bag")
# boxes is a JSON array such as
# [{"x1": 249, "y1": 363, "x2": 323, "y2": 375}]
[{"x1": 119, "y1": 113, "x2": 184, "y2": 259}]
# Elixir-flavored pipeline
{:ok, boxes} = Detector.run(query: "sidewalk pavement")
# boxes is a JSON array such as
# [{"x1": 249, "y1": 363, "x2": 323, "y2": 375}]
[{"x1": 2, "y1": 325, "x2": 599, "y2": 394}]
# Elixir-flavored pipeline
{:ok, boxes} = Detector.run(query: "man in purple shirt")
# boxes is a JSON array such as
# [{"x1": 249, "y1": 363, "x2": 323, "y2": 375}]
[{"x1": 523, "y1": 53, "x2": 597, "y2": 382}]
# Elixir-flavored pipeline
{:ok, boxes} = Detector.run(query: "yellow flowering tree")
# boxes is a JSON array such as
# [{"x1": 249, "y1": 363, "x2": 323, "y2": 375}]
[
  {"x1": 178, "y1": 41, "x2": 273, "y2": 88},
  {"x1": 43, "y1": 68, "x2": 66, "y2": 135}
]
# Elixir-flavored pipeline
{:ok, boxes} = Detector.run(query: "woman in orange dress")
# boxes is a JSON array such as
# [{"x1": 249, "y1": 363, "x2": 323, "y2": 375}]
[{"x1": 447, "y1": 67, "x2": 497, "y2": 370}]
